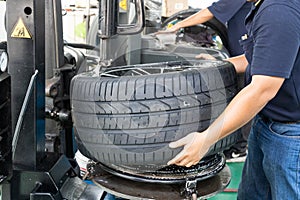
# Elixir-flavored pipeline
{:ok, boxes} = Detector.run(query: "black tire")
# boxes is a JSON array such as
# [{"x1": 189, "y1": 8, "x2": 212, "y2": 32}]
[
  {"x1": 0, "y1": 73, "x2": 10, "y2": 134},
  {"x1": 71, "y1": 60, "x2": 239, "y2": 172},
  {"x1": 0, "y1": 72, "x2": 11, "y2": 176},
  {"x1": 161, "y1": 9, "x2": 229, "y2": 50}
]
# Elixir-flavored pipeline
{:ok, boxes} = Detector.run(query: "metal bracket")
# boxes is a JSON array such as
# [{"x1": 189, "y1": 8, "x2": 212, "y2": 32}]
[
  {"x1": 181, "y1": 178, "x2": 198, "y2": 200},
  {"x1": 86, "y1": 161, "x2": 101, "y2": 179},
  {"x1": 93, "y1": 164, "x2": 231, "y2": 200}
]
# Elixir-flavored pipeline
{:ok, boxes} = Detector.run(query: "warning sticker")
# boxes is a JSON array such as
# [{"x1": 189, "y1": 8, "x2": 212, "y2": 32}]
[
  {"x1": 119, "y1": 0, "x2": 127, "y2": 11},
  {"x1": 11, "y1": 18, "x2": 32, "y2": 39}
]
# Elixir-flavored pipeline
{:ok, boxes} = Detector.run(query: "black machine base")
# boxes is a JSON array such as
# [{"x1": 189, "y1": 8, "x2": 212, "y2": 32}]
[
  {"x1": 9, "y1": 155, "x2": 105, "y2": 200},
  {"x1": 89, "y1": 153, "x2": 225, "y2": 184},
  {"x1": 93, "y1": 164, "x2": 231, "y2": 200}
]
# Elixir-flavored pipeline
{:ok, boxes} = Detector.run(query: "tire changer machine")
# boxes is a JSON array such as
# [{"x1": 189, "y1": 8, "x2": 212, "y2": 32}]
[{"x1": 0, "y1": 0, "x2": 231, "y2": 199}]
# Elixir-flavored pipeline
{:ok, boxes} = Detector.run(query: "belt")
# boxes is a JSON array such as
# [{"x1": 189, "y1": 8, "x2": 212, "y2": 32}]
[{"x1": 259, "y1": 114, "x2": 300, "y2": 124}]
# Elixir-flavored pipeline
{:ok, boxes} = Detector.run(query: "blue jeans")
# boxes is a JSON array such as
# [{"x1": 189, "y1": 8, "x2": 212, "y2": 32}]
[{"x1": 238, "y1": 115, "x2": 300, "y2": 200}]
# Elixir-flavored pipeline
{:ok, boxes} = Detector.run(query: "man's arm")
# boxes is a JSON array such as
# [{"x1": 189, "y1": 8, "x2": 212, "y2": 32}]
[
  {"x1": 172, "y1": 8, "x2": 214, "y2": 30},
  {"x1": 167, "y1": 74, "x2": 284, "y2": 167},
  {"x1": 208, "y1": 0, "x2": 247, "y2": 24},
  {"x1": 156, "y1": 8, "x2": 214, "y2": 33},
  {"x1": 196, "y1": 54, "x2": 248, "y2": 73},
  {"x1": 226, "y1": 54, "x2": 248, "y2": 73}
]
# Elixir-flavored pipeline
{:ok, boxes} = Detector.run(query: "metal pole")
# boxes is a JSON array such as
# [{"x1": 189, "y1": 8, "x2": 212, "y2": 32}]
[
  {"x1": 98, "y1": 0, "x2": 118, "y2": 64},
  {"x1": 85, "y1": 0, "x2": 91, "y2": 41},
  {"x1": 7, "y1": 0, "x2": 45, "y2": 170}
]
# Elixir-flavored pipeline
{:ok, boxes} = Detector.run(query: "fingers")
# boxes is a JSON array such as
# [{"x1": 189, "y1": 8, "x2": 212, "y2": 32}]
[
  {"x1": 195, "y1": 53, "x2": 217, "y2": 60},
  {"x1": 168, "y1": 135, "x2": 191, "y2": 165},
  {"x1": 186, "y1": 161, "x2": 198, "y2": 168},
  {"x1": 158, "y1": 30, "x2": 176, "y2": 34},
  {"x1": 154, "y1": 26, "x2": 178, "y2": 36},
  {"x1": 167, "y1": 151, "x2": 199, "y2": 167},
  {"x1": 169, "y1": 134, "x2": 190, "y2": 149},
  {"x1": 168, "y1": 132, "x2": 204, "y2": 167},
  {"x1": 154, "y1": 29, "x2": 176, "y2": 36},
  {"x1": 167, "y1": 150, "x2": 186, "y2": 165}
]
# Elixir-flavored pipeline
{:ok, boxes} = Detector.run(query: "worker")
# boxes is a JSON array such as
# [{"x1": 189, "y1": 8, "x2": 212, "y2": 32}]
[
  {"x1": 168, "y1": 0, "x2": 300, "y2": 198},
  {"x1": 158, "y1": 0, "x2": 251, "y2": 57},
  {"x1": 157, "y1": 0, "x2": 252, "y2": 160}
]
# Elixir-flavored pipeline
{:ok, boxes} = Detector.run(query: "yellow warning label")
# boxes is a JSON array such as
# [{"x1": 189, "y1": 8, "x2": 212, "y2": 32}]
[
  {"x1": 119, "y1": 0, "x2": 127, "y2": 11},
  {"x1": 11, "y1": 18, "x2": 32, "y2": 39}
]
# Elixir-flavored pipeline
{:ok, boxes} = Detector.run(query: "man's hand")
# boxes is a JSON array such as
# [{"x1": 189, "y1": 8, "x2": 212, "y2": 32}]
[
  {"x1": 167, "y1": 131, "x2": 212, "y2": 167},
  {"x1": 154, "y1": 24, "x2": 181, "y2": 35},
  {"x1": 195, "y1": 53, "x2": 217, "y2": 60}
]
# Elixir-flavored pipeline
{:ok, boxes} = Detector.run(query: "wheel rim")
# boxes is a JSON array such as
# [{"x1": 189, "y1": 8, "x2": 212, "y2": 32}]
[
  {"x1": 99, "y1": 60, "x2": 225, "y2": 78},
  {"x1": 95, "y1": 153, "x2": 225, "y2": 184}
]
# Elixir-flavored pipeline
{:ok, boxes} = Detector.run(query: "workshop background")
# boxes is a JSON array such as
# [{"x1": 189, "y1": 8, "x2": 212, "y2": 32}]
[{"x1": 0, "y1": 0, "x2": 244, "y2": 199}]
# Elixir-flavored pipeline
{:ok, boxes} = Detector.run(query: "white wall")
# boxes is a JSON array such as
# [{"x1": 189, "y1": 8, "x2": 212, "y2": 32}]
[
  {"x1": 0, "y1": 1, "x2": 6, "y2": 41},
  {"x1": 188, "y1": 0, "x2": 218, "y2": 9},
  {"x1": 0, "y1": 1, "x2": 220, "y2": 43}
]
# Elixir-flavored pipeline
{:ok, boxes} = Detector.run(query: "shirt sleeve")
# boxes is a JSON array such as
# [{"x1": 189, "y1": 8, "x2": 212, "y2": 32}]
[
  {"x1": 208, "y1": 0, "x2": 246, "y2": 24},
  {"x1": 251, "y1": 5, "x2": 300, "y2": 78}
]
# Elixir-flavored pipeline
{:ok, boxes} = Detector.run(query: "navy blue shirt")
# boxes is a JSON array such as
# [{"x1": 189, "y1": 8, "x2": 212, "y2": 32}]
[
  {"x1": 208, "y1": 0, "x2": 251, "y2": 56},
  {"x1": 243, "y1": 0, "x2": 300, "y2": 121}
]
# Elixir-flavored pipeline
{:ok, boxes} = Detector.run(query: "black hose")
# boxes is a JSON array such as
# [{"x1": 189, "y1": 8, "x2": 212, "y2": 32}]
[
  {"x1": 0, "y1": 41, "x2": 7, "y2": 50},
  {"x1": 64, "y1": 42, "x2": 99, "y2": 51}
]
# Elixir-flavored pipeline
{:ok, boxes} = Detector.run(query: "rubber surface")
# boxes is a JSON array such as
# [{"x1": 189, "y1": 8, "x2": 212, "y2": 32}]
[{"x1": 71, "y1": 60, "x2": 239, "y2": 172}]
